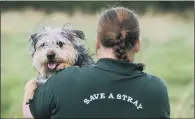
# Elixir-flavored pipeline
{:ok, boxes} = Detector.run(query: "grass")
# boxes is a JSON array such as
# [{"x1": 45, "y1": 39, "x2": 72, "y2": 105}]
[{"x1": 1, "y1": 9, "x2": 194, "y2": 118}]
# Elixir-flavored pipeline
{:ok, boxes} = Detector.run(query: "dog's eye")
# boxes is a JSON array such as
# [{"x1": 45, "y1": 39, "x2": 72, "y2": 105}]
[
  {"x1": 57, "y1": 41, "x2": 63, "y2": 48},
  {"x1": 40, "y1": 43, "x2": 45, "y2": 48}
]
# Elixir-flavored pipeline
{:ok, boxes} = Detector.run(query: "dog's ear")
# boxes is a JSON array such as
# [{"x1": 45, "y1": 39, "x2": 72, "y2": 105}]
[
  {"x1": 30, "y1": 33, "x2": 38, "y2": 43},
  {"x1": 72, "y1": 30, "x2": 85, "y2": 40},
  {"x1": 29, "y1": 33, "x2": 38, "y2": 56}
]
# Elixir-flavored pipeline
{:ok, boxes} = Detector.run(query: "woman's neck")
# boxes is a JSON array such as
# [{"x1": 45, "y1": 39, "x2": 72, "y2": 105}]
[
  {"x1": 96, "y1": 46, "x2": 135, "y2": 62},
  {"x1": 97, "y1": 47, "x2": 117, "y2": 59}
]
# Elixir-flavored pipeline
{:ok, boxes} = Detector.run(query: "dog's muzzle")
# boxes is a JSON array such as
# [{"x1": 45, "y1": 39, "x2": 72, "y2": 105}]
[{"x1": 47, "y1": 51, "x2": 58, "y2": 70}]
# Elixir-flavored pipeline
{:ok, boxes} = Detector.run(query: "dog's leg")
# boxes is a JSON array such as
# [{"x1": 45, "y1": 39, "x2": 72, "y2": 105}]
[
  {"x1": 56, "y1": 63, "x2": 71, "y2": 71},
  {"x1": 23, "y1": 79, "x2": 40, "y2": 104}
]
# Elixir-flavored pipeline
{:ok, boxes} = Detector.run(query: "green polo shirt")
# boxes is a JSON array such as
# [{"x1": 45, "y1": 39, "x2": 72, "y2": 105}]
[{"x1": 29, "y1": 58, "x2": 170, "y2": 119}]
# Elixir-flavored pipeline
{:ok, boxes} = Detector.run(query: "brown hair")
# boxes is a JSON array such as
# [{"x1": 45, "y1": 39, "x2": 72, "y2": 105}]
[{"x1": 98, "y1": 7, "x2": 145, "y2": 70}]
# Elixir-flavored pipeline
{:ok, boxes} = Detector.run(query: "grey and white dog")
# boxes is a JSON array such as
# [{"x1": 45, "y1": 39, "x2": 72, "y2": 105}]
[
  {"x1": 24, "y1": 25, "x2": 94, "y2": 104},
  {"x1": 30, "y1": 25, "x2": 94, "y2": 82}
]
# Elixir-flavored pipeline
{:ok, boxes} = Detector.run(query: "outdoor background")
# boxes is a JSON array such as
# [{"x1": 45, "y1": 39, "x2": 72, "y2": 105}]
[{"x1": 1, "y1": 1, "x2": 194, "y2": 118}]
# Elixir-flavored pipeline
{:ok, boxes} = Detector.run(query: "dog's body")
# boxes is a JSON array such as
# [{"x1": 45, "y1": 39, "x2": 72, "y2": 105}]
[{"x1": 24, "y1": 25, "x2": 94, "y2": 104}]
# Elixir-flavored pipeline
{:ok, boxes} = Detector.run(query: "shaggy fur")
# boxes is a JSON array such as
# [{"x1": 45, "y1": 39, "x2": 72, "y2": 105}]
[
  {"x1": 29, "y1": 25, "x2": 94, "y2": 83},
  {"x1": 23, "y1": 25, "x2": 94, "y2": 104}
]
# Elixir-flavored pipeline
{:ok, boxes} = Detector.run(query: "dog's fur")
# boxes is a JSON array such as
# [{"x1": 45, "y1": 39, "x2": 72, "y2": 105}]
[{"x1": 24, "y1": 25, "x2": 94, "y2": 104}]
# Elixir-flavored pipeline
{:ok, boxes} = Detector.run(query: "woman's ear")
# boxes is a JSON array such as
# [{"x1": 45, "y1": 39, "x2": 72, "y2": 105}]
[
  {"x1": 134, "y1": 39, "x2": 141, "y2": 53},
  {"x1": 96, "y1": 36, "x2": 100, "y2": 50}
]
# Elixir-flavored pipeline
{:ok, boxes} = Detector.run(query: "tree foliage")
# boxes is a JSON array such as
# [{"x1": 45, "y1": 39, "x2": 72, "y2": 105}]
[{"x1": 1, "y1": 1, "x2": 194, "y2": 14}]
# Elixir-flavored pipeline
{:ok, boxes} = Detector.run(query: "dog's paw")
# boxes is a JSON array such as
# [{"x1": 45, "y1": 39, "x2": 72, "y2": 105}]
[
  {"x1": 24, "y1": 80, "x2": 40, "y2": 105},
  {"x1": 56, "y1": 63, "x2": 71, "y2": 71}
]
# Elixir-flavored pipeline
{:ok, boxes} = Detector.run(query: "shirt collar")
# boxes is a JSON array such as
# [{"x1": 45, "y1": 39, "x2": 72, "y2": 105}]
[{"x1": 95, "y1": 58, "x2": 144, "y2": 76}]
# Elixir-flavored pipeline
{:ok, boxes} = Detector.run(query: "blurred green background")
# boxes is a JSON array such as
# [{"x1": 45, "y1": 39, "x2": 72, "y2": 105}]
[{"x1": 1, "y1": 1, "x2": 194, "y2": 118}]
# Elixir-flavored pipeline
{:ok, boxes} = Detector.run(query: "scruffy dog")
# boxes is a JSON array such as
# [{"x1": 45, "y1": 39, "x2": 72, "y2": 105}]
[{"x1": 24, "y1": 25, "x2": 94, "y2": 104}]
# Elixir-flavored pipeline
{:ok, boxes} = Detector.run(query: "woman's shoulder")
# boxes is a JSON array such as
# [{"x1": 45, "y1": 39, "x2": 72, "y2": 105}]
[
  {"x1": 143, "y1": 73, "x2": 168, "y2": 94},
  {"x1": 45, "y1": 65, "x2": 95, "y2": 86},
  {"x1": 61, "y1": 65, "x2": 95, "y2": 73},
  {"x1": 51, "y1": 65, "x2": 95, "y2": 79},
  {"x1": 146, "y1": 73, "x2": 166, "y2": 84}
]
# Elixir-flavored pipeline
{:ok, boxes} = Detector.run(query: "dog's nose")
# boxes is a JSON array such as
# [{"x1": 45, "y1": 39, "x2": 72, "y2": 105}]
[{"x1": 47, "y1": 53, "x2": 55, "y2": 60}]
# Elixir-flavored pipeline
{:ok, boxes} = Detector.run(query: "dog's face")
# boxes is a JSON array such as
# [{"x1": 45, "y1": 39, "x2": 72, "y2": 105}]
[{"x1": 30, "y1": 26, "x2": 85, "y2": 77}]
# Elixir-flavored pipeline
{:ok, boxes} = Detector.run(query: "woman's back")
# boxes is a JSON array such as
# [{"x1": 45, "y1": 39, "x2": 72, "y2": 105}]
[{"x1": 30, "y1": 58, "x2": 170, "y2": 118}]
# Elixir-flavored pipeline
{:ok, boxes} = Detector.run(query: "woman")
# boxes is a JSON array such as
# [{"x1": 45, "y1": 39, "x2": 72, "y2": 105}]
[{"x1": 23, "y1": 7, "x2": 170, "y2": 118}]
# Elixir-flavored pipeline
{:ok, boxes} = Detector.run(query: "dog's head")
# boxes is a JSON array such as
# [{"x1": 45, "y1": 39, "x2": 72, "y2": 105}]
[{"x1": 29, "y1": 25, "x2": 90, "y2": 77}]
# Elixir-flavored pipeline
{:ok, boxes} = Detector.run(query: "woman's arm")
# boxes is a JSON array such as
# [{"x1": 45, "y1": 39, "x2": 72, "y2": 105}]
[
  {"x1": 23, "y1": 103, "x2": 33, "y2": 118},
  {"x1": 22, "y1": 79, "x2": 55, "y2": 119},
  {"x1": 23, "y1": 80, "x2": 39, "y2": 118}
]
